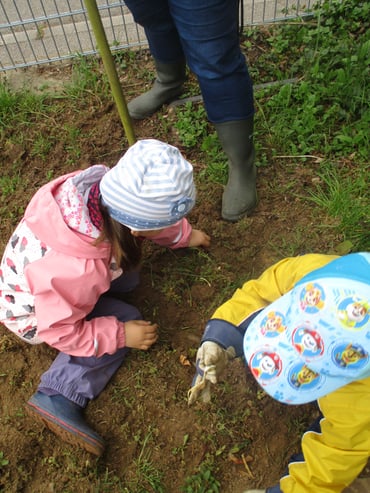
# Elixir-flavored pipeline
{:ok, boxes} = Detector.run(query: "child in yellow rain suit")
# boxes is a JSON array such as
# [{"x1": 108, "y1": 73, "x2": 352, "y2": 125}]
[{"x1": 189, "y1": 252, "x2": 370, "y2": 493}]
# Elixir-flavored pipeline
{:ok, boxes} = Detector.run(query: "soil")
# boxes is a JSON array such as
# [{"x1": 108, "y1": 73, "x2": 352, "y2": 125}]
[{"x1": 0, "y1": 55, "x2": 368, "y2": 493}]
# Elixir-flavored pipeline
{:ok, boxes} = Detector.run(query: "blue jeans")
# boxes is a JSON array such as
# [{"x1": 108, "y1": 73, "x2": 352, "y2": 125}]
[
  {"x1": 124, "y1": 0, "x2": 254, "y2": 123},
  {"x1": 38, "y1": 272, "x2": 142, "y2": 407}
]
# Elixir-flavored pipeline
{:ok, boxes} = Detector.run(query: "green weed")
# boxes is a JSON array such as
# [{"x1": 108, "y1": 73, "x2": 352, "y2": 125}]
[
  {"x1": 181, "y1": 459, "x2": 221, "y2": 493},
  {"x1": 0, "y1": 451, "x2": 9, "y2": 468},
  {"x1": 308, "y1": 164, "x2": 370, "y2": 250},
  {"x1": 0, "y1": 80, "x2": 49, "y2": 130},
  {"x1": 94, "y1": 468, "x2": 124, "y2": 492},
  {"x1": 63, "y1": 124, "x2": 83, "y2": 162},
  {"x1": 172, "y1": 434, "x2": 190, "y2": 461},
  {"x1": 200, "y1": 133, "x2": 228, "y2": 184},
  {"x1": 129, "y1": 428, "x2": 165, "y2": 493},
  {"x1": 173, "y1": 103, "x2": 229, "y2": 184},
  {"x1": 63, "y1": 54, "x2": 110, "y2": 101},
  {"x1": 254, "y1": 0, "x2": 369, "y2": 160},
  {"x1": 174, "y1": 102, "x2": 209, "y2": 148},
  {"x1": 30, "y1": 133, "x2": 55, "y2": 160},
  {"x1": 0, "y1": 173, "x2": 21, "y2": 198}
]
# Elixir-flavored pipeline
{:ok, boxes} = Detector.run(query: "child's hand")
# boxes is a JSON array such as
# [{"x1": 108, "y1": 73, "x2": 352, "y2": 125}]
[
  {"x1": 125, "y1": 320, "x2": 158, "y2": 350},
  {"x1": 188, "y1": 229, "x2": 211, "y2": 248}
]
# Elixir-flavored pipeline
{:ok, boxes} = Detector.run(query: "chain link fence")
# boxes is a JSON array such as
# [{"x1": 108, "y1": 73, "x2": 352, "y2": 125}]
[{"x1": 0, "y1": 0, "x2": 317, "y2": 72}]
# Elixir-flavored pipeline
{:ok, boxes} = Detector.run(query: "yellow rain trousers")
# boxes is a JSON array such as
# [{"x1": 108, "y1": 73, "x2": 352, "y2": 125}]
[{"x1": 280, "y1": 377, "x2": 370, "y2": 493}]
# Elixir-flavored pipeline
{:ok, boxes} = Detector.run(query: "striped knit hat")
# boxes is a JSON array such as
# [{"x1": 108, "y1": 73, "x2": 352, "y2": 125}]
[{"x1": 100, "y1": 139, "x2": 196, "y2": 230}]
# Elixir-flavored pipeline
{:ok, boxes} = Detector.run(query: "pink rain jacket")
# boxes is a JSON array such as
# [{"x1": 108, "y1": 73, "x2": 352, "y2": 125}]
[{"x1": 0, "y1": 166, "x2": 192, "y2": 358}]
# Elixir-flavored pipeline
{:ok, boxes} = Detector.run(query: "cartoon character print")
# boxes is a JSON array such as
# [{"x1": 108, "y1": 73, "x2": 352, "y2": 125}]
[
  {"x1": 337, "y1": 296, "x2": 369, "y2": 329},
  {"x1": 288, "y1": 362, "x2": 321, "y2": 390},
  {"x1": 260, "y1": 311, "x2": 287, "y2": 338},
  {"x1": 249, "y1": 349, "x2": 282, "y2": 383},
  {"x1": 292, "y1": 326, "x2": 324, "y2": 359},
  {"x1": 300, "y1": 282, "x2": 325, "y2": 313},
  {"x1": 332, "y1": 342, "x2": 368, "y2": 370}
]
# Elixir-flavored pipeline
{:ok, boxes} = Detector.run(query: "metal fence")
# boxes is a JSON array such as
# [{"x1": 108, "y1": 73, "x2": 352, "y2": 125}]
[{"x1": 0, "y1": 0, "x2": 317, "y2": 72}]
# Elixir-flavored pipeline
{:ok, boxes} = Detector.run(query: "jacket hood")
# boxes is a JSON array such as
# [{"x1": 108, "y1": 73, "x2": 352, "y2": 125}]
[{"x1": 24, "y1": 169, "x2": 110, "y2": 259}]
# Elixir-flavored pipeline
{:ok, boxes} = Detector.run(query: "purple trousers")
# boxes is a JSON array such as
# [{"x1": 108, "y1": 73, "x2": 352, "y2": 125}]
[{"x1": 38, "y1": 271, "x2": 141, "y2": 407}]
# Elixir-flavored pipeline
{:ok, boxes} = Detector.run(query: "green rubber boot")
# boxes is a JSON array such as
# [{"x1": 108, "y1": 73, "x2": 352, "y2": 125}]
[
  {"x1": 215, "y1": 119, "x2": 257, "y2": 221},
  {"x1": 128, "y1": 59, "x2": 187, "y2": 119}
]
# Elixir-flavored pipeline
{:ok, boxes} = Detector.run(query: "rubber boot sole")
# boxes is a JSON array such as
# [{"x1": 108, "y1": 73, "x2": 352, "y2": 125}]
[{"x1": 26, "y1": 400, "x2": 105, "y2": 456}]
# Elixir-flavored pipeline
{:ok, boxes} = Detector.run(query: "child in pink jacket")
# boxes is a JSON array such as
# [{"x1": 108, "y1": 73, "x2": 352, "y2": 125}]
[{"x1": 0, "y1": 139, "x2": 210, "y2": 456}]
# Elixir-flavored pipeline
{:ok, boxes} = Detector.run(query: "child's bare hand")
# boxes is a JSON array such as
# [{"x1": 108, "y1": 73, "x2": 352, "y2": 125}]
[
  {"x1": 189, "y1": 229, "x2": 211, "y2": 248},
  {"x1": 125, "y1": 320, "x2": 158, "y2": 350}
]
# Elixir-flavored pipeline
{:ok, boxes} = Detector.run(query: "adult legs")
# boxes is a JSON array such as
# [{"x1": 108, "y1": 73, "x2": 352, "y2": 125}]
[
  {"x1": 170, "y1": 0, "x2": 256, "y2": 220},
  {"x1": 125, "y1": 0, "x2": 256, "y2": 220}
]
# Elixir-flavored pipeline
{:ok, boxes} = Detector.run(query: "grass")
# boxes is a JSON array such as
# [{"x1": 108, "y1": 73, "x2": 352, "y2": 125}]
[
  {"x1": 62, "y1": 53, "x2": 111, "y2": 101},
  {"x1": 125, "y1": 428, "x2": 166, "y2": 493},
  {"x1": 254, "y1": 0, "x2": 369, "y2": 160},
  {"x1": 0, "y1": 451, "x2": 9, "y2": 468},
  {"x1": 0, "y1": 81, "x2": 48, "y2": 129},
  {"x1": 308, "y1": 163, "x2": 370, "y2": 250}
]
